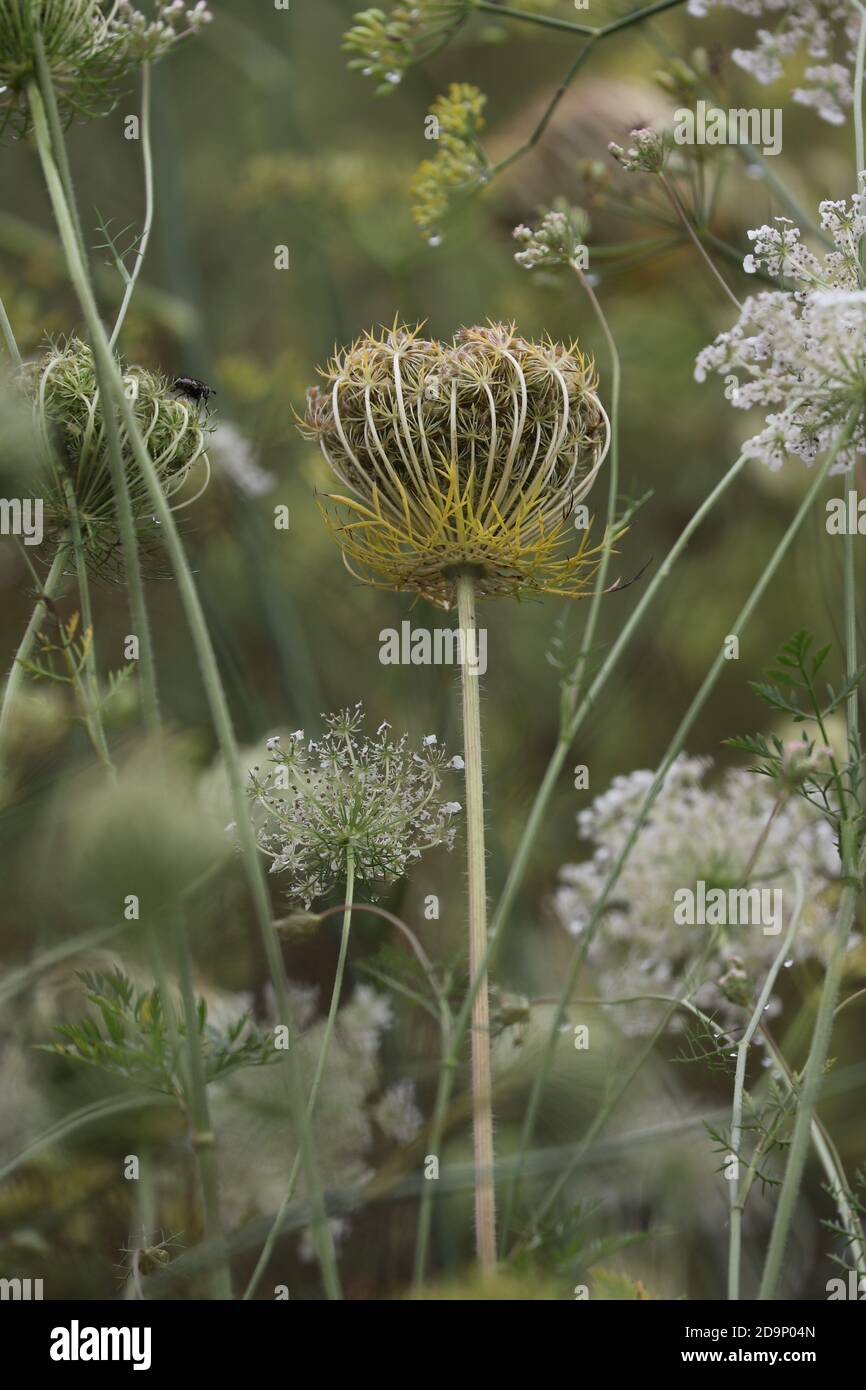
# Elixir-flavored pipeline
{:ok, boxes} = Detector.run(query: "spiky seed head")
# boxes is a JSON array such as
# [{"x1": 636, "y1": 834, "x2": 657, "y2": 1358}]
[
  {"x1": 299, "y1": 321, "x2": 612, "y2": 609},
  {"x1": 21, "y1": 336, "x2": 210, "y2": 576}
]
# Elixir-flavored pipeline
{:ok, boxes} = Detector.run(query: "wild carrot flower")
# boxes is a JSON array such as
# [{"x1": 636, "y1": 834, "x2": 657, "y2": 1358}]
[
  {"x1": 694, "y1": 187, "x2": 866, "y2": 471},
  {"x1": 688, "y1": 1, "x2": 858, "y2": 126},
  {"x1": 22, "y1": 336, "x2": 210, "y2": 573},
  {"x1": 608, "y1": 127, "x2": 669, "y2": 174},
  {"x1": 555, "y1": 755, "x2": 844, "y2": 1034},
  {"x1": 513, "y1": 204, "x2": 590, "y2": 272},
  {"x1": 247, "y1": 705, "x2": 460, "y2": 907},
  {"x1": 299, "y1": 321, "x2": 611, "y2": 608},
  {"x1": 0, "y1": 1, "x2": 212, "y2": 137}
]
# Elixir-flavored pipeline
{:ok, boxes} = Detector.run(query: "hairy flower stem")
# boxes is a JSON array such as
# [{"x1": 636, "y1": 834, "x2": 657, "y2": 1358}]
[
  {"x1": 728, "y1": 874, "x2": 804, "y2": 1301},
  {"x1": 413, "y1": 450, "x2": 748, "y2": 1286},
  {"x1": 243, "y1": 853, "x2": 356, "y2": 1300},
  {"x1": 0, "y1": 542, "x2": 67, "y2": 789},
  {"x1": 27, "y1": 78, "x2": 339, "y2": 1300},
  {"x1": 456, "y1": 569, "x2": 496, "y2": 1275}
]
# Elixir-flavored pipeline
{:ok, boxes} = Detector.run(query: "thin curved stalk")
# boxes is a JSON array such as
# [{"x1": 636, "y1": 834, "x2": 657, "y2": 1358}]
[
  {"x1": 729, "y1": 873, "x2": 804, "y2": 1301},
  {"x1": 456, "y1": 569, "x2": 496, "y2": 1274},
  {"x1": 110, "y1": 64, "x2": 154, "y2": 351},
  {"x1": 243, "y1": 853, "x2": 356, "y2": 1300}
]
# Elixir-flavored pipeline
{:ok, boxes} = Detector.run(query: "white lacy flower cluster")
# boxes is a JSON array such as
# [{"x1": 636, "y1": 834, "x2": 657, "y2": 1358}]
[
  {"x1": 555, "y1": 756, "x2": 842, "y2": 1035},
  {"x1": 694, "y1": 189, "x2": 866, "y2": 471},
  {"x1": 248, "y1": 704, "x2": 461, "y2": 906},
  {"x1": 688, "y1": 1, "x2": 859, "y2": 125}
]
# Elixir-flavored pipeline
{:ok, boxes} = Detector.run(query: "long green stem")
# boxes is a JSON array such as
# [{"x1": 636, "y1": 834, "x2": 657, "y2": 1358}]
[
  {"x1": 30, "y1": 42, "x2": 161, "y2": 736},
  {"x1": 456, "y1": 570, "x2": 496, "y2": 1274},
  {"x1": 0, "y1": 292, "x2": 22, "y2": 367},
  {"x1": 413, "y1": 448, "x2": 748, "y2": 1285},
  {"x1": 26, "y1": 63, "x2": 235, "y2": 1299},
  {"x1": 0, "y1": 542, "x2": 67, "y2": 789},
  {"x1": 173, "y1": 907, "x2": 232, "y2": 1299},
  {"x1": 60, "y1": 476, "x2": 113, "y2": 770},
  {"x1": 244, "y1": 853, "x2": 356, "y2": 1300},
  {"x1": 728, "y1": 873, "x2": 804, "y2": 1301},
  {"x1": 27, "y1": 80, "x2": 340, "y2": 1300},
  {"x1": 761, "y1": 1026, "x2": 866, "y2": 1281}
]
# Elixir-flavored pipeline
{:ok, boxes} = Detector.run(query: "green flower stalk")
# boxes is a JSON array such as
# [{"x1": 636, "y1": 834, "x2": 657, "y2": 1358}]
[
  {"x1": 0, "y1": 0, "x2": 212, "y2": 137},
  {"x1": 301, "y1": 321, "x2": 612, "y2": 1276}
]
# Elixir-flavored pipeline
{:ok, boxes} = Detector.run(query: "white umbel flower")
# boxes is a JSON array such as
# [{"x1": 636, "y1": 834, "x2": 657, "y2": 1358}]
[
  {"x1": 555, "y1": 755, "x2": 843, "y2": 1034},
  {"x1": 695, "y1": 187, "x2": 866, "y2": 472},
  {"x1": 688, "y1": 1, "x2": 859, "y2": 126}
]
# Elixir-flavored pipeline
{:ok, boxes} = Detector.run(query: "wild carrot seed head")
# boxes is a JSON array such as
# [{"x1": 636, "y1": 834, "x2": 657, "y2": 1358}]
[
  {"x1": 299, "y1": 320, "x2": 612, "y2": 608},
  {"x1": 22, "y1": 336, "x2": 210, "y2": 576}
]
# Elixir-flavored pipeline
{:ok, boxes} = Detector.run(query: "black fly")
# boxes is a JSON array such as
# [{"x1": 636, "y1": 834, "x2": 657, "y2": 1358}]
[{"x1": 173, "y1": 376, "x2": 216, "y2": 409}]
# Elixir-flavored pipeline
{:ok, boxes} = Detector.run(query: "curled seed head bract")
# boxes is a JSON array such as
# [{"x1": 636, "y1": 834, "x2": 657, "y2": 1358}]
[
  {"x1": 21, "y1": 335, "x2": 211, "y2": 577},
  {"x1": 299, "y1": 320, "x2": 614, "y2": 609}
]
